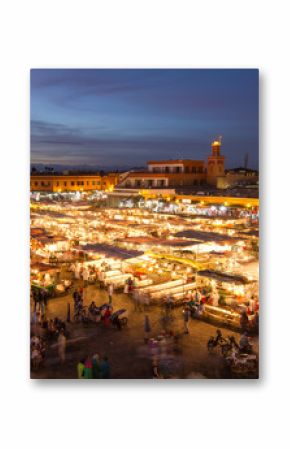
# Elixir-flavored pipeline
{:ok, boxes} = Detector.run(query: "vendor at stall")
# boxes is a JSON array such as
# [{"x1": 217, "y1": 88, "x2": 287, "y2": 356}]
[{"x1": 44, "y1": 272, "x2": 51, "y2": 286}]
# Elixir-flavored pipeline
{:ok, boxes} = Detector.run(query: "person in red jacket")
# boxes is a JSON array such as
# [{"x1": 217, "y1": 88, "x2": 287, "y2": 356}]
[{"x1": 103, "y1": 307, "x2": 111, "y2": 327}]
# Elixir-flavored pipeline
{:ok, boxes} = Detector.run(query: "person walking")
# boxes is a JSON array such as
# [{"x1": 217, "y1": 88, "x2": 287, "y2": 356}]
[
  {"x1": 240, "y1": 311, "x2": 249, "y2": 332},
  {"x1": 165, "y1": 295, "x2": 174, "y2": 312},
  {"x1": 84, "y1": 356, "x2": 93, "y2": 379},
  {"x1": 57, "y1": 330, "x2": 66, "y2": 363},
  {"x1": 128, "y1": 277, "x2": 133, "y2": 293},
  {"x1": 92, "y1": 354, "x2": 100, "y2": 379},
  {"x1": 144, "y1": 292, "x2": 150, "y2": 311},
  {"x1": 99, "y1": 270, "x2": 105, "y2": 288},
  {"x1": 133, "y1": 290, "x2": 139, "y2": 311},
  {"x1": 123, "y1": 282, "x2": 129, "y2": 294},
  {"x1": 108, "y1": 284, "x2": 114, "y2": 304},
  {"x1": 103, "y1": 307, "x2": 111, "y2": 327},
  {"x1": 138, "y1": 293, "x2": 145, "y2": 312},
  {"x1": 74, "y1": 264, "x2": 80, "y2": 280},
  {"x1": 144, "y1": 315, "x2": 151, "y2": 343},
  {"x1": 73, "y1": 289, "x2": 79, "y2": 305},
  {"x1": 100, "y1": 356, "x2": 110, "y2": 379},
  {"x1": 183, "y1": 306, "x2": 190, "y2": 334},
  {"x1": 133, "y1": 290, "x2": 142, "y2": 312},
  {"x1": 83, "y1": 267, "x2": 89, "y2": 287},
  {"x1": 77, "y1": 359, "x2": 85, "y2": 379}
]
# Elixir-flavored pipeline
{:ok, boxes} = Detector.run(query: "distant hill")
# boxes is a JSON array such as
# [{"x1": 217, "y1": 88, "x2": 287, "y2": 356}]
[{"x1": 30, "y1": 163, "x2": 146, "y2": 174}]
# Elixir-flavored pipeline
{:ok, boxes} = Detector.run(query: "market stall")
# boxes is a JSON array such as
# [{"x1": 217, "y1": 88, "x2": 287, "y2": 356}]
[{"x1": 196, "y1": 269, "x2": 259, "y2": 328}]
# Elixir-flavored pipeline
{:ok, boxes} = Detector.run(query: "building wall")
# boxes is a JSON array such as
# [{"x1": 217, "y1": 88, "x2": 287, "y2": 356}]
[
  {"x1": 118, "y1": 140, "x2": 229, "y2": 189},
  {"x1": 148, "y1": 160, "x2": 205, "y2": 174},
  {"x1": 217, "y1": 174, "x2": 259, "y2": 189},
  {"x1": 30, "y1": 174, "x2": 119, "y2": 192},
  {"x1": 121, "y1": 172, "x2": 207, "y2": 188}
]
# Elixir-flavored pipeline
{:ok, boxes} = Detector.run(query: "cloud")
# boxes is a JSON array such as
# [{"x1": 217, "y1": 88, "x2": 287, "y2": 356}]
[
  {"x1": 30, "y1": 119, "x2": 212, "y2": 167},
  {"x1": 30, "y1": 70, "x2": 259, "y2": 169}
]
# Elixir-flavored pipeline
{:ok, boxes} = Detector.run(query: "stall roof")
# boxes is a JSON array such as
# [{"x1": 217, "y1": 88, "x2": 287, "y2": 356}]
[
  {"x1": 197, "y1": 269, "x2": 252, "y2": 284},
  {"x1": 174, "y1": 230, "x2": 240, "y2": 243},
  {"x1": 52, "y1": 236, "x2": 69, "y2": 242},
  {"x1": 31, "y1": 227, "x2": 47, "y2": 237},
  {"x1": 76, "y1": 243, "x2": 144, "y2": 260},
  {"x1": 31, "y1": 262, "x2": 56, "y2": 272},
  {"x1": 117, "y1": 236, "x2": 200, "y2": 247},
  {"x1": 105, "y1": 220, "x2": 134, "y2": 226},
  {"x1": 31, "y1": 235, "x2": 53, "y2": 243},
  {"x1": 238, "y1": 230, "x2": 259, "y2": 238},
  {"x1": 32, "y1": 210, "x2": 71, "y2": 219}
]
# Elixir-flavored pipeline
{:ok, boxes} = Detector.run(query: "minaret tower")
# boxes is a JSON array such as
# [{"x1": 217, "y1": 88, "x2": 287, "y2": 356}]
[{"x1": 207, "y1": 136, "x2": 225, "y2": 186}]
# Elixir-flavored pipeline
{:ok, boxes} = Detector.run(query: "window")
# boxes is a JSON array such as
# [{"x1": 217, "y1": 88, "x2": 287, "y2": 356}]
[
  {"x1": 41, "y1": 181, "x2": 45, "y2": 187},
  {"x1": 71, "y1": 181, "x2": 75, "y2": 186},
  {"x1": 34, "y1": 181, "x2": 38, "y2": 186},
  {"x1": 64, "y1": 182, "x2": 67, "y2": 186},
  {"x1": 56, "y1": 182, "x2": 59, "y2": 186},
  {"x1": 87, "y1": 181, "x2": 89, "y2": 185}
]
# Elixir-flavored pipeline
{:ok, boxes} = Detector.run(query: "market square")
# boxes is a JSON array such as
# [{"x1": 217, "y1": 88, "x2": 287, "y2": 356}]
[{"x1": 30, "y1": 69, "x2": 259, "y2": 379}]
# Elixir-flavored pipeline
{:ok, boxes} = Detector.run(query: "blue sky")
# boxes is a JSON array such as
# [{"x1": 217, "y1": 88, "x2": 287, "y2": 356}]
[{"x1": 30, "y1": 69, "x2": 259, "y2": 169}]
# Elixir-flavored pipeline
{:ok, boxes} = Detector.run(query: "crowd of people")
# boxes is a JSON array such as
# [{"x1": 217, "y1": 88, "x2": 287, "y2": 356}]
[
  {"x1": 208, "y1": 328, "x2": 254, "y2": 356},
  {"x1": 31, "y1": 334, "x2": 46, "y2": 370},
  {"x1": 72, "y1": 286, "x2": 126, "y2": 330},
  {"x1": 132, "y1": 289, "x2": 150, "y2": 311},
  {"x1": 31, "y1": 317, "x2": 68, "y2": 370},
  {"x1": 182, "y1": 288, "x2": 259, "y2": 333},
  {"x1": 77, "y1": 354, "x2": 111, "y2": 379},
  {"x1": 31, "y1": 262, "x2": 258, "y2": 378},
  {"x1": 31, "y1": 287, "x2": 48, "y2": 313}
]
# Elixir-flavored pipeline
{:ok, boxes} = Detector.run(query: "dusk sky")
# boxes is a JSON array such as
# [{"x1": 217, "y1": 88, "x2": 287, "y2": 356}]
[{"x1": 30, "y1": 69, "x2": 259, "y2": 169}]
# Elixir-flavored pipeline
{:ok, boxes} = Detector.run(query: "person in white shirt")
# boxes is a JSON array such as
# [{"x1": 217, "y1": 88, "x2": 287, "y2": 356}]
[
  {"x1": 58, "y1": 330, "x2": 66, "y2": 363},
  {"x1": 83, "y1": 268, "x2": 89, "y2": 285},
  {"x1": 108, "y1": 284, "x2": 114, "y2": 304},
  {"x1": 31, "y1": 335, "x2": 40, "y2": 346},
  {"x1": 75, "y1": 264, "x2": 80, "y2": 280}
]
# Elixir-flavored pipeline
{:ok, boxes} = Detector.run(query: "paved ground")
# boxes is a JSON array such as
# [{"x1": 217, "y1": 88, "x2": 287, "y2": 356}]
[{"x1": 31, "y1": 284, "x2": 259, "y2": 379}]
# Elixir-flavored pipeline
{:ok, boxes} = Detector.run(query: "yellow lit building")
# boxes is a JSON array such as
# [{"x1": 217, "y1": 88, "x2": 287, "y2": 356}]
[
  {"x1": 30, "y1": 173, "x2": 119, "y2": 192},
  {"x1": 118, "y1": 139, "x2": 224, "y2": 189}
]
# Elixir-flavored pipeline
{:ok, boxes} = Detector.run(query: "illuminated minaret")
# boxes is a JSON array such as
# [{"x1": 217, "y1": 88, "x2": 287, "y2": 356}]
[{"x1": 207, "y1": 136, "x2": 225, "y2": 185}]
